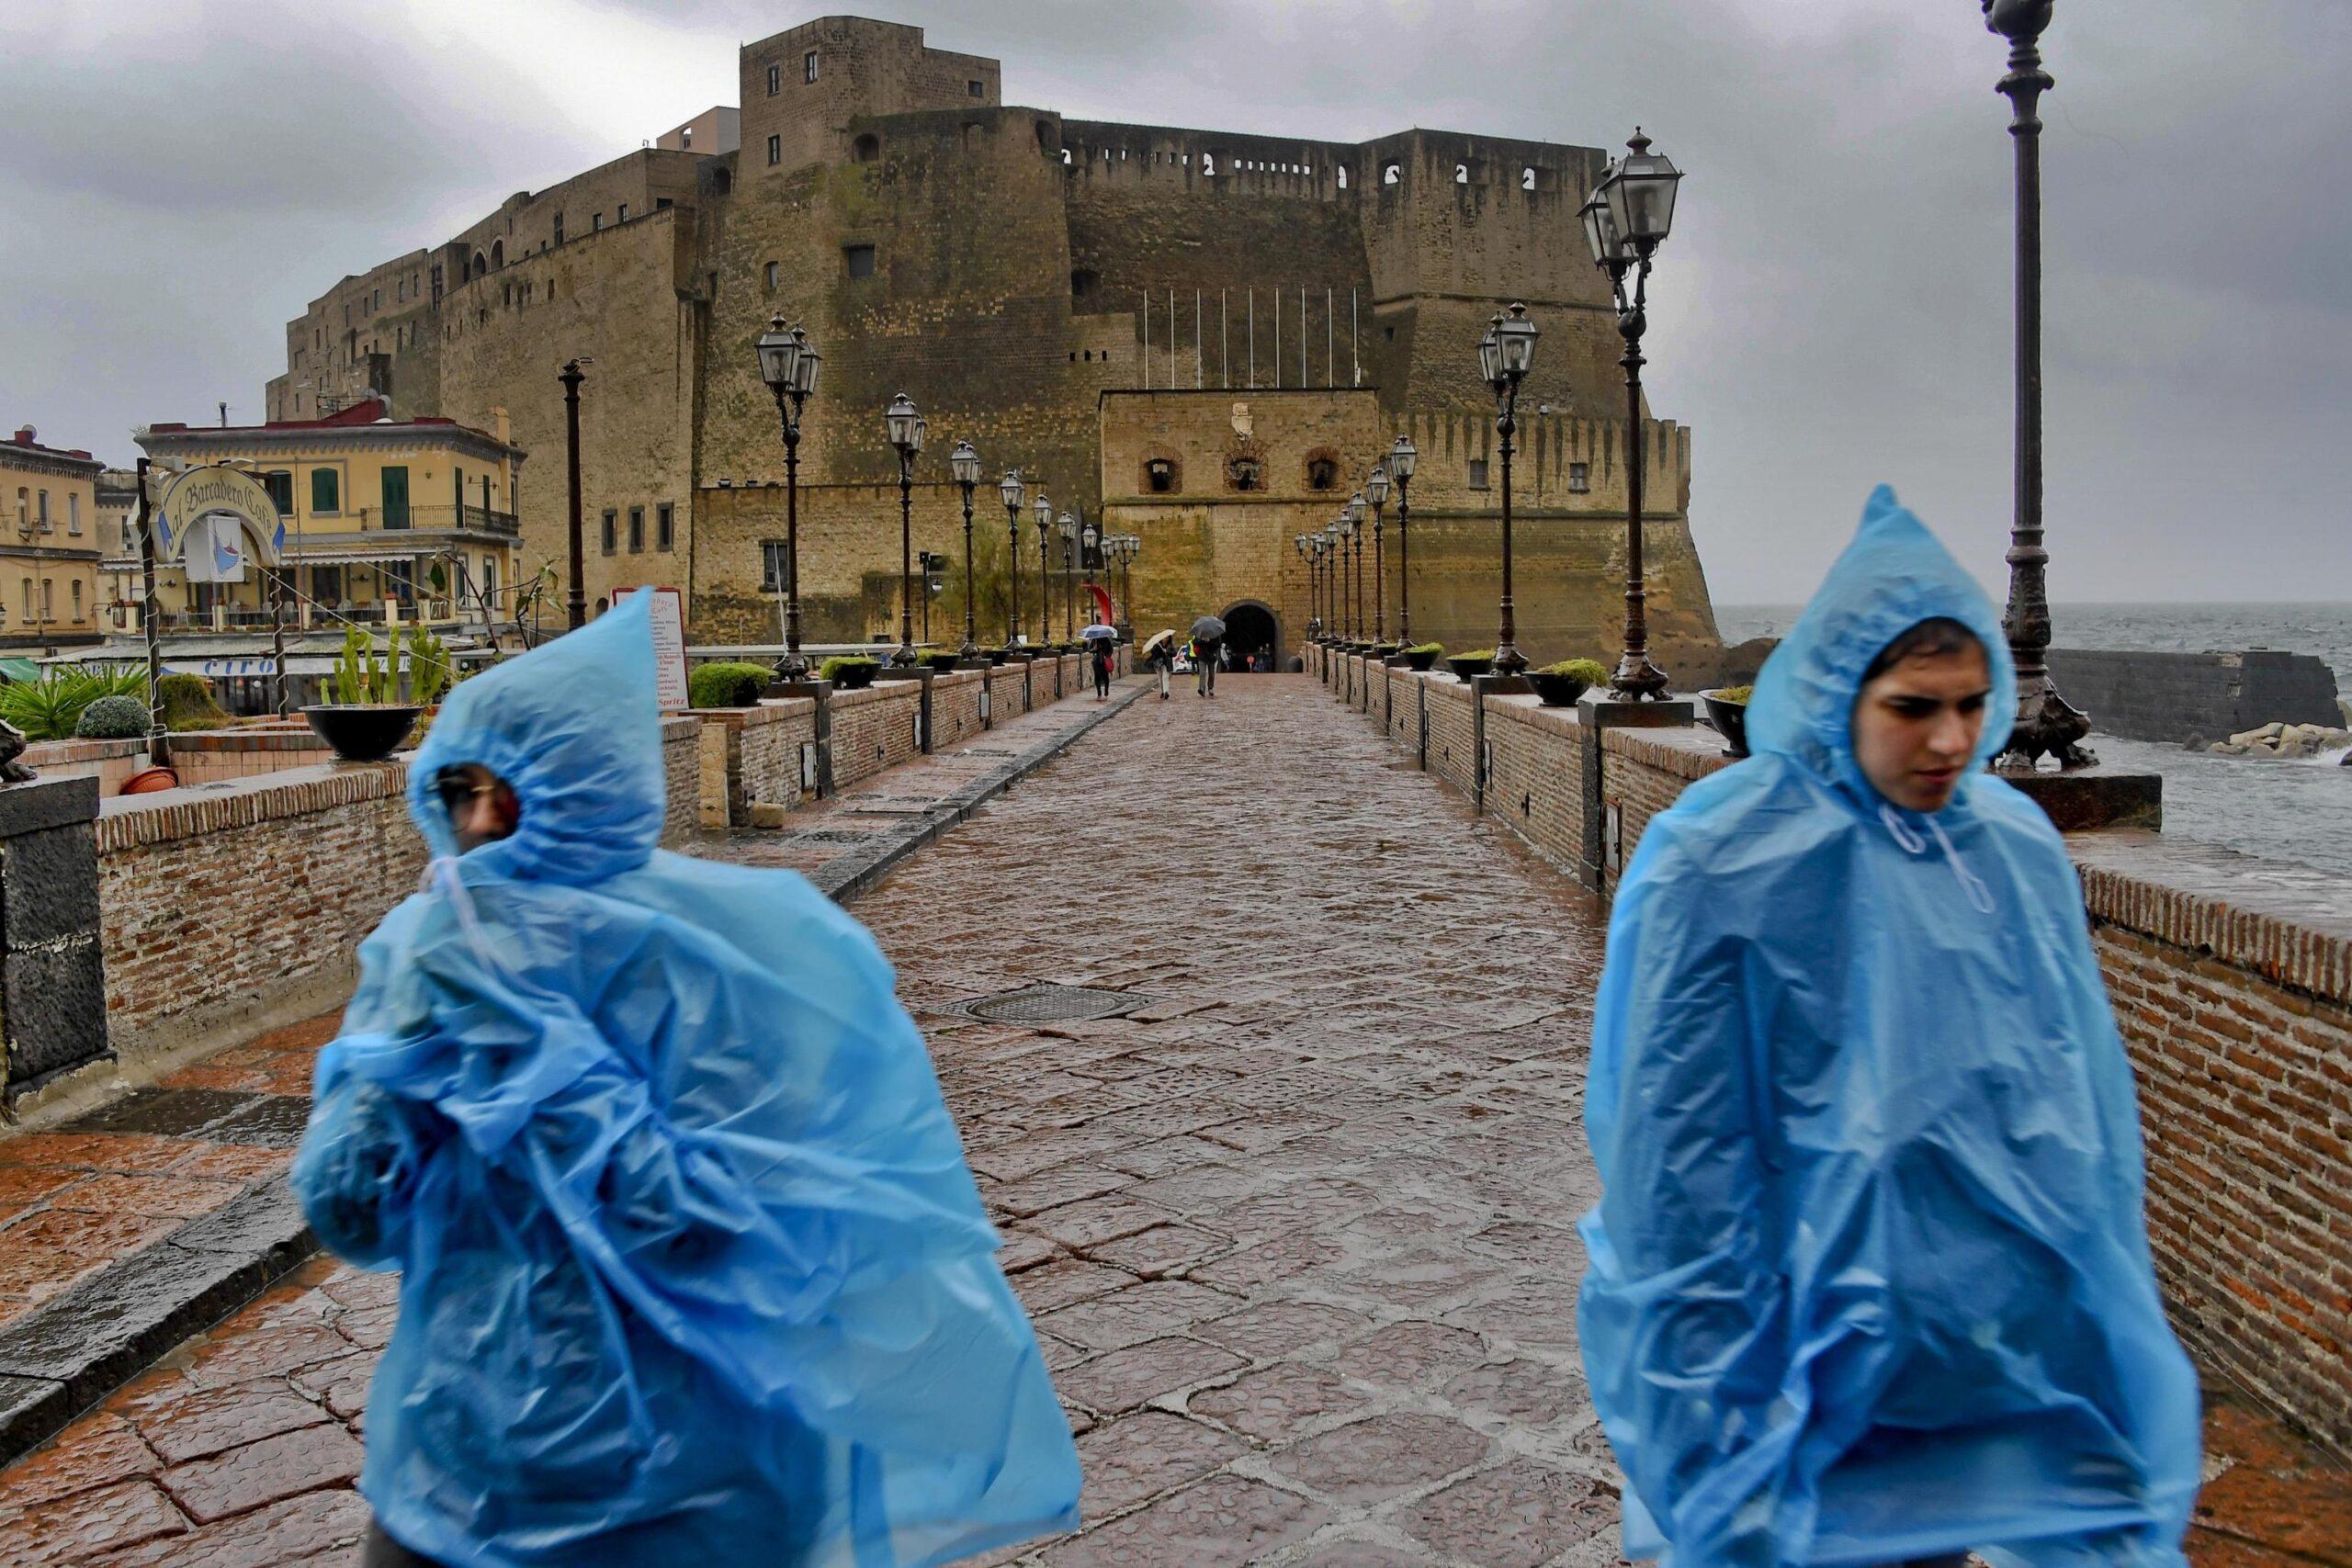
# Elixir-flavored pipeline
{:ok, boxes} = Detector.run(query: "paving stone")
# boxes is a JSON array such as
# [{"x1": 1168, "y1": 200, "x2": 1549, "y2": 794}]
[
  {"x1": 1394, "y1": 1457, "x2": 1617, "y2": 1567},
  {"x1": 1037, "y1": 1473, "x2": 1329, "y2": 1566},
  {"x1": 1192, "y1": 1299, "x2": 1367, "y2": 1361},
  {"x1": 82, "y1": 1486, "x2": 371, "y2": 1566},
  {"x1": 1187, "y1": 1231, "x2": 1345, "y2": 1293},
  {"x1": 135, "y1": 1381, "x2": 333, "y2": 1466},
  {"x1": 1027, "y1": 1192, "x2": 1180, "y2": 1250},
  {"x1": 158, "y1": 1422, "x2": 365, "y2": 1523},
  {"x1": 0, "y1": 1476, "x2": 187, "y2": 1562},
  {"x1": 0, "y1": 1412, "x2": 159, "y2": 1511},
  {"x1": 1084, "y1": 1223, "x2": 1231, "y2": 1278},
  {"x1": 1071, "y1": 1409, "x2": 1246, "y2": 1518},
  {"x1": 1263, "y1": 1411, "x2": 1495, "y2": 1505},
  {"x1": 1056, "y1": 1337, "x2": 1250, "y2": 1416},
  {"x1": 290, "y1": 1353, "x2": 375, "y2": 1423},
  {"x1": 1035, "y1": 1281, "x2": 1238, "y2": 1352},
  {"x1": 1012, "y1": 1258, "x2": 1140, "y2": 1317},
  {"x1": 1328, "y1": 1321, "x2": 1493, "y2": 1390},
  {"x1": 1282, "y1": 1534, "x2": 1434, "y2": 1566},
  {"x1": 991, "y1": 1163, "x2": 1134, "y2": 1218},
  {"x1": 2193, "y1": 1464, "x2": 2352, "y2": 1561},
  {"x1": 1185, "y1": 1362, "x2": 1374, "y2": 1443},
  {"x1": 183, "y1": 1323, "x2": 351, "y2": 1389},
  {"x1": 1441, "y1": 1359, "x2": 1592, "y2": 1430},
  {"x1": 49, "y1": 1173, "x2": 246, "y2": 1221}
]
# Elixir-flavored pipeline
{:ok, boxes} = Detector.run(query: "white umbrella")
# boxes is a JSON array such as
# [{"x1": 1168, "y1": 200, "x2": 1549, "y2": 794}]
[
  {"x1": 1080, "y1": 623, "x2": 1119, "y2": 641},
  {"x1": 1139, "y1": 629, "x2": 1177, "y2": 656}
]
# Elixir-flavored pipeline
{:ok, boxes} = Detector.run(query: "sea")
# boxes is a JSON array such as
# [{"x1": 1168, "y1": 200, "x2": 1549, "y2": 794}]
[{"x1": 1714, "y1": 603, "x2": 2352, "y2": 877}]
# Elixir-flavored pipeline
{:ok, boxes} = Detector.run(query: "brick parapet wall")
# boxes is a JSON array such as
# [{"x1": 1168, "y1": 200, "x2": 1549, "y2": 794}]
[
  {"x1": 688, "y1": 699, "x2": 819, "y2": 829},
  {"x1": 21, "y1": 739, "x2": 146, "y2": 797},
  {"x1": 1324, "y1": 671, "x2": 2352, "y2": 1454},
  {"x1": 827, "y1": 681, "x2": 924, "y2": 790},
  {"x1": 933, "y1": 670, "x2": 986, "y2": 750}
]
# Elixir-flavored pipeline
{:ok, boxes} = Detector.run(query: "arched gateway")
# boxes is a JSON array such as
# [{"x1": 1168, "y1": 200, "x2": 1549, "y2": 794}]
[{"x1": 1218, "y1": 601, "x2": 1280, "y2": 673}]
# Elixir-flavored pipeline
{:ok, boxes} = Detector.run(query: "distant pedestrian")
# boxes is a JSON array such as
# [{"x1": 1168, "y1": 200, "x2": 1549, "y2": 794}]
[
  {"x1": 1091, "y1": 637, "x2": 1114, "y2": 699},
  {"x1": 292, "y1": 595, "x2": 1080, "y2": 1568},
  {"x1": 1578, "y1": 488, "x2": 2198, "y2": 1566},
  {"x1": 1145, "y1": 637, "x2": 1174, "y2": 700},
  {"x1": 1194, "y1": 636, "x2": 1221, "y2": 696}
]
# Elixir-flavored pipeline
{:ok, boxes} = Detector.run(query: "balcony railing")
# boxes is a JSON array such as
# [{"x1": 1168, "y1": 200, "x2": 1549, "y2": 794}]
[{"x1": 317, "y1": 503, "x2": 520, "y2": 538}]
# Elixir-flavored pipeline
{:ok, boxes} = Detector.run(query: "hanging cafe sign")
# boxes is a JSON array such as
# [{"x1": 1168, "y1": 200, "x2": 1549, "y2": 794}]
[{"x1": 155, "y1": 464, "x2": 284, "y2": 583}]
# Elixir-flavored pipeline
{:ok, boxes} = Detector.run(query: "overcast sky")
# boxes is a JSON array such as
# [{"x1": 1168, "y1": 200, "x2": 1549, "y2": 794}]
[{"x1": 2, "y1": 0, "x2": 2345, "y2": 604}]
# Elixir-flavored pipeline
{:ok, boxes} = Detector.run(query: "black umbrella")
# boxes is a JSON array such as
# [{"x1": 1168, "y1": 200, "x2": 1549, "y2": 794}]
[{"x1": 1190, "y1": 615, "x2": 1227, "y2": 641}]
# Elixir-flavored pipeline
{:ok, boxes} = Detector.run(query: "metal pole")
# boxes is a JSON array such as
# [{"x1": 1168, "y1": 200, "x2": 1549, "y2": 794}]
[
  {"x1": 1037, "y1": 520, "x2": 1050, "y2": 648},
  {"x1": 895, "y1": 452, "x2": 916, "y2": 665},
  {"x1": 560, "y1": 360, "x2": 586, "y2": 629},
  {"x1": 780, "y1": 404, "x2": 806, "y2": 678},
  {"x1": 959, "y1": 489, "x2": 978, "y2": 660},
  {"x1": 1494, "y1": 382, "x2": 1524, "y2": 675},
  {"x1": 1006, "y1": 500, "x2": 1021, "y2": 648},
  {"x1": 1395, "y1": 473, "x2": 1413, "y2": 648},
  {"x1": 135, "y1": 457, "x2": 167, "y2": 766},
  {"x1": 1988, "y1": 0, "x2": 2091, "y2": 770},
  {"x1": 1607, "y1": 257, "x2": 1668, "y2": 698},
  {"x1": 1371, "y1": 499, "x2": 1385, "y2": 644}
]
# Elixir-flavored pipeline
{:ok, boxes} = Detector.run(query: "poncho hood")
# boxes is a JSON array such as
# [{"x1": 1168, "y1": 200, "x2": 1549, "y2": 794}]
[
  {"x1": 406, "y1": 592, "x2": 665, "y2": 883},
  {"x1": 1747, "y1": 484, "x2": 2017, "y2": 811}
]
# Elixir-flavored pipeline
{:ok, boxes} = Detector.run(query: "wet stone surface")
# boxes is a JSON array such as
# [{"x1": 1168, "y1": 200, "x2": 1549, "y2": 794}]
[{"x1": 0, "y1": 676, "x2": 2343, "y2": 1564}]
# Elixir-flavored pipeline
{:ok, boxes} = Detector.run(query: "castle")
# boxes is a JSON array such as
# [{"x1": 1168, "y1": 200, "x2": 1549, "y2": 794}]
[{"x1": 267, "y1": 14, "x2": 1721, "y2": 667}]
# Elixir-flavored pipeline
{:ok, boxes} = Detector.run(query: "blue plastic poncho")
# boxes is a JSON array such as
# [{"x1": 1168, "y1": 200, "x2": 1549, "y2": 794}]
[
  {"x1": 289, "y1": 595, "x2": 1080, "y2": 1567},
  {"x1": 1577, "y1": 488, "x2": 2199, "y2": 1567}
]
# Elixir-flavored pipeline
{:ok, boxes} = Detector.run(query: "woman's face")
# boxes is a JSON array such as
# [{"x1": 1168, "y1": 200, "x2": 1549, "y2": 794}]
[
  {"x1": 436, "y1": 763, "x2": 521, "y2": 852},
  {"x1": 1850, "y1": 642, "x2": 1993, "y2": 812}
]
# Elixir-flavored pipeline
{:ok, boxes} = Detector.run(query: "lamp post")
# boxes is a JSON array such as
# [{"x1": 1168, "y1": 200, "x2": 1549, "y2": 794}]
[
  {"x1": 1033, "y1": 494, "x2": 1053, "y2": 649},
  {"x1": 1347, "y1": 493, "x2": 1370, "y2": 646},
  {"x1": 1080, "y1": 519, "x2": 1100, "y2": 626},
  {"x1": 1388, "y1": 434, "x2": 1418, "y2": 649},
  {"x1": 753, "y1": 316, "x2": 820, "y2": 679},
  {"x1": 1583, "y1": 132, "x2": 1680, "y2": 699},
  {"x1": 1477, "y1": 303, "x2": 1539, "y2": 677},
  {"x1": 883, "y1": 391, "x2": 925, "y2": 666},
  {"x1": 1057, "y1": 513, "x2": 1078, "y2": 640},
  {"x1": 1322, "y1": 524, "x2": 1341, "y2": 639},
  {"x1": 949, "y1": 439, "x2": 982, "y2": 660},
  {"x1": 1000, "y1": 468, "x2": 1025, "y2": 649},
  {"x1": 1294, "y1": 534, "x2": 1313, "y2": 641},
  {"x1": 1365, "y1": 462, "x2": 1390, "y2": 648},
  {"x1": 1114, "y1": 535, "x2": 1137, "y2": 637},
  {"x1": 1984, "y1": 0, "x2": 2093, "y2": 770},
  {"x1": 560, "y1": 359, "x2": 586, "y2": 629}
]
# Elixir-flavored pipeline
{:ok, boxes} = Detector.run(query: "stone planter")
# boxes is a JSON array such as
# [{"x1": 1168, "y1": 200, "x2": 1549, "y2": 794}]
[
  {"x1": 1403, "y1": 649, "x2": 1442, "y2": 672},
  {"x1": 1446, "y1": 655, "x2": 1494, "y2": 682},
  {"x1": 302, "y1": 705, "x2": 422, "y2": 762},
  {"x1": 1700, "y1": 690, "x2": 1751, "y2": 758},
  {"x1": 825, "y1": 662, "x2": 879, "y2": 691},
  {"x1": 1528, "y1": 671, "x2": 1593, "y2": 708}
]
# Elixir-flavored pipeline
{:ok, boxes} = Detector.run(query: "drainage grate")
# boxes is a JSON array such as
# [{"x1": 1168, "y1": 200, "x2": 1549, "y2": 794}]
[{"x1": 959, "y1": 983, "x2": 1139, "y2": 1024}]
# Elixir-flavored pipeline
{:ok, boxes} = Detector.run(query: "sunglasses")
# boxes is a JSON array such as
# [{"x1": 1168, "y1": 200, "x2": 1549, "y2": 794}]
[{"x1": 435, "y1": 772, "x2": 500, "y2": 818}]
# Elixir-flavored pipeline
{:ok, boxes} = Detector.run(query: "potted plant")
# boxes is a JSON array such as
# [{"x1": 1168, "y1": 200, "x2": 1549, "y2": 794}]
[
  {"x1": 303, "y1": 624, "x2": 447, "y2": 761},
  {"x1": 1401, "y1": 642, "x2": 1444, "y2": 672},
  {"x1": 1529, "y1": 658, "x2": 1608, "y2": 709},
  {"x1": 1446, "y1": 649, "x2": 1496, "y2": 682},
  {"x1": 1371, "y1": 642, "x2": 1401, "y2": 661},
  {"x1": 688, "y1": 661, "x2": 772, "y2": 709},
  {"x1": 1701, "y1": 684, "x2": 1754, "y2": 758},
  {"x1": 819, "y1": 655, "x2": 880, "y2": 690},
  {"x1": 74, "y1": 694, "x2": 151, "y2": 741},
  {"x1": 922, "y1": 650, "x2": 964, "y2": 672}
]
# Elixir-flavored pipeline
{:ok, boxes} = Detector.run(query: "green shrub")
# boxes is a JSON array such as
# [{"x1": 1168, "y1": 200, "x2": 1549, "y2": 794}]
[
  {"x1": 1540, "y1": 658, "x2": 1610, "y2": 684},
  {"x1": 74, "y1": 694, "x2": 152, "y2": 739},
  {"x1": 407, "y1": 624, "x2": 453, "y2": 706},
  {"x1": 1714, "y1": 683, "x2": 1755, "y2": 705},
  {"x1": 688, "y1": 661, "x2": 771, "y2": 708},
  {"x1": 159, "y1": 674, "x2": 231, "y2": 732},
  {"x1": 0, "y1": 665, "x2": 146, "y2": 741},
  {"x1": 819, "y1": 656, "x2": 880, "y2": 682},
  {"x1": 1452, "y1": 649, "x2": 1496, "y2": 662},
  {"x1": 1404, "y1": 642, "x2": 1443, "y2": 656},
  {"x1": 921, "y1": 650, "x2": 963, "y2": 671}
]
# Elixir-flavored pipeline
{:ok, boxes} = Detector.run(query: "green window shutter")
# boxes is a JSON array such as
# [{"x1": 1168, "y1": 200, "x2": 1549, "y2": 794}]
[{"x1": 311, "y1": 468, "x2": 341, "y2": 513}]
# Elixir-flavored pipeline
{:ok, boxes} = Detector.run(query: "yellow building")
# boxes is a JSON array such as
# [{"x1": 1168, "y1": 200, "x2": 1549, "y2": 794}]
[
  {"x1": 119, "y1": 399, "x2": 528, "y2": 636},
  {"x1": 2, "y1": 424, "x2": 107, "y2": 650}
]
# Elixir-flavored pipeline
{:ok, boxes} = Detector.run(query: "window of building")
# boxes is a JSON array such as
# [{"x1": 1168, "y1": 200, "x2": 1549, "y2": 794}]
[
  {"x1": 1145, "y1": 458, "x2": 1178, "y2": 494},
  {"x1": 1069, "y1": 267, "x2": 1099, "y2": 300},
  {"x1": 72, "y1": 580, "x2": 83, "y2": 620},
  {"x1": 313, "y1": 565, "x2": 343, "y2": 604},
  {"x1": 655, "y1": 197, "x2": 673, "y2": 210},
  {"x1": 311, "y1": 468, "x2": 341, "y2": 513},
  {"x1": 1568, "y1": 461, "x2": 1589, "y2": 493},
  {"x1": 1467, "y1": 457, "x2": 1489, "y2": 490},
  {"x1": 1227, "y1": 456, "x2": 1261, "y2": 491},
  {"x1": 431, "y1": 264, "x2": 444, "y2": 304},
  {"x1": 554, "y1": 211, "x2": 564, "y2": 244},
  {"x1": 764, "y1": 261, "x2": 780, "y2": 291},
  {"x1": 967, "y1": 79, "x2": 984, "y2": 97},
  {"x1": 714, "y1": 167, "x2": 732, "y2": 194},
  {"x1": 263, "y1": 470, "x2": 295, "y2": 515},
  {"x1": 766, "y1": 134, "x2": 781, "y2": 166},
  {"x1": 17, "y1": 581, "x2": 28, "y2": 621},
  {"x1": 592, "y1": 212, "x2": 603, "y2": 231},
  {"x1": 804, "y1": 50, "x2": 819, "y2": 83},
  {"x1": 767, "y1": 62, "x2": 781, "y2": 96},
  {"x1": 1383, "y1": 163, "x2": 1401, "y2": 185},
  {"x1": 761, "y1": 539, "x2": 788, "y2": 591},
  {"x1": 601, "y1": 509, "x2": 618, "y2": 555},
  {"x1": 1305, "y1": 457, "x2": 1338, "y2": 491},
  {"x1": 657, "y1": 502, "x2": 674, "y2": 552},
  {"x1": 40, "y1": 580, "x2": 51, "y2": 619},
  {"x1": 67, "y1": 494, "x2": 80, "y2": 535},
  {"x1": 36, "y1": 491, "x2": 50, "y2": 531},
  {"x1": 852, "y1": 133, "x2": 879, "y2": 163},
  {"x1": 628, "y1": 505, "x2": 645, "y2": 553},
  {"x1": 617, "y1": 203, "x2": 628, "y2": 221},
  {"x1": 844, "y1": 244, "x2": 876, "y2": 279},
  {"x1": 1337, "y1": 164, "x2": 1348, "y2": 189}
]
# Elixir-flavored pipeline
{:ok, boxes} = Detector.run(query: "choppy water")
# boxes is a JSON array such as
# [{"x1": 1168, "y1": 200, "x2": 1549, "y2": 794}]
[{"x1": 1716, "y1": 602, "x2": 2352, "y2": 876}]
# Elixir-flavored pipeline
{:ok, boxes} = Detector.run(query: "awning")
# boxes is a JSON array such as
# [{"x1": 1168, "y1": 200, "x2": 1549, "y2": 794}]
[{"x1": 0, "y1": 657, "x2": 41, "y2": 684}]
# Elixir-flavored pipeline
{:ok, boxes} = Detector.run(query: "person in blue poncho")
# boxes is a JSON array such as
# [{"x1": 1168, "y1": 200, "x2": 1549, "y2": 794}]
[
  {"x1": 290, "y1": 593, "x2": 1080, "y2": 1568},
  {"x1": 1578, "y1": 488, "x2": 2200, "y2": 1567}
]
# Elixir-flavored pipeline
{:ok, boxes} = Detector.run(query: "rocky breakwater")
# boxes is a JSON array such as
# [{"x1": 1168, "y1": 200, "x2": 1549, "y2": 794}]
[{"x1": 2209, "y1": 719, "x2": 2352, "y2": 764}]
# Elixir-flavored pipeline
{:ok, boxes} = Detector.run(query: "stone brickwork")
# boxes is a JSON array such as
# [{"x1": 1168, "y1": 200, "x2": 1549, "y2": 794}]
[
  {"x1": 0, "y1": 779, "x2": 110, "y2": 1100},
  {"x1": 693, "y1": 699, "x2": 819, "y2": 829},
  {"x1": 2046, "y1": 648, "x2": 2343, "y2": 745},
  {"x1": 1317, "y1": 657, "x2": 2352, "y2": 1457},
  {"x1": 658, "y1": 714, "x2": 701, "y2": 844},
  {"x1": 163, "y1": 728, "x2": 335, "y2": 788},
  {"x1": 265, "y1": 15, "x2": 1722, "y2": 669},
  {"x1": 827, "y1": 680, "x2": 923, "y2": 789},
  {"x1": 17, "y1": 739, "x2": 145, "y2": 798}
]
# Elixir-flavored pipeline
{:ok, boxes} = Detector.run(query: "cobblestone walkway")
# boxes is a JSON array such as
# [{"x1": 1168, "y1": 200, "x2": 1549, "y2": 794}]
[{"x1": 0, "y1": 676, "x2": 2344, "y2": 1563}]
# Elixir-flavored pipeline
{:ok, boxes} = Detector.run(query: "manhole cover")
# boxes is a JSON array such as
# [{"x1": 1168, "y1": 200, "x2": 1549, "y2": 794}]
[{"x1": 960, "y1": 983, "x2": 1138, "y2": 1024}]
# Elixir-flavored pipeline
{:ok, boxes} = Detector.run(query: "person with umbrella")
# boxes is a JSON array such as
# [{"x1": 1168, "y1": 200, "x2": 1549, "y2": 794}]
[
  {"x1": 1190, "y1": 614, "x2": 1226, "y2": 698},
  {"x1": 1080, "y1": 619, "x2": 1119, "y2": 701},
  {"x1": 1138, "y1": 629, "x2": 1177, "y2": 701}
]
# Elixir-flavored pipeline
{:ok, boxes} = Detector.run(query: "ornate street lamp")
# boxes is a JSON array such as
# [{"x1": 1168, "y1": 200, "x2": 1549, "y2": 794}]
[
  {"x1": 1033, "y1": 493, "x2": 1053, "y2": 649},
  {"x1": 1000, "y1": 468, "x2": 1025, "y2": 649},
  {"x1": 1344, "y1": 492, "x2": 1368, "y2": 647},
  {"x1": 1057, "y1": 513, "x2": 1078, "y2": 640},
  {"x1": 1322, "y1": 524, "x2": 1342, "y2": 641},
  {"x1": 1364, "y1": 462, "x2": 1390, "y2": 648},
  {"x1": 1294, "y1": 533, "x2": 1316, "y2": 640},
  {"x1": 884, "y1": 391, "x2": 925, "y2": 666},
  {"x1": 1477, "y1": 303, "x2": 1539, "y2": 677},
  {"x1": 1388, "y1": 434, "x2": 1418, "y2": 649},
  {"x1": 949, "y1": 439, "x2": 983, "y2": 660},
  {"x1": 560, "y1": 359, "x2": 586, "y2": 630},
  {"x1": 754, "y1": 316, "x2": 820, "y2": 678},
  {"x1": 1584, "y1": 131, "x2": 1681, "y2": 699},
  {"x1": 1984, "y1": 0, "x2": 2093, "y2": 770}
]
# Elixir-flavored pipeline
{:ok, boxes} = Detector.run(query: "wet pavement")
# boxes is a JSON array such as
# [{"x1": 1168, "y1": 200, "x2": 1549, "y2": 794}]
[{"x1": 0, "y1": 674, "x2": 2345, "y2": 1563}]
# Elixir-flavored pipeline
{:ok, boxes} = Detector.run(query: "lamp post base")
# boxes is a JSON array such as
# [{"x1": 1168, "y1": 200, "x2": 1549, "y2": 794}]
[
  {"x1": 1996, "y1": 674, "x2": 2097, "y2": 771},
  {"x1": 1493, "y1": 644, "x2": 1530, "y2": 678},
  {"x1": 1607, "y1": 653, "x2": 1673, "y2": 702}
]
